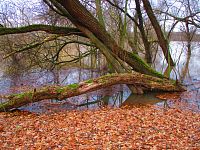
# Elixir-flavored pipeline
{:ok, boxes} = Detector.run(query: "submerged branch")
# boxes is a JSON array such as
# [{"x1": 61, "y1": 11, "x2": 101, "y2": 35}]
[{"x1": 0, "y1": 72, "x2": 185, "y2": 111}]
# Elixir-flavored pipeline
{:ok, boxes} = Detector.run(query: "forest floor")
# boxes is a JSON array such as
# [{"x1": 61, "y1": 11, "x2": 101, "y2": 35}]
[{"x1": 0, "y1": 106, "x2": 199, "y2": 149}]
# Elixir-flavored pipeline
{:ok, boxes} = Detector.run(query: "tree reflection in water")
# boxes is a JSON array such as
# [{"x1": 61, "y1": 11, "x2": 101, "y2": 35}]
[{"x1": 0, "y1": 41, "x2": 200, "y2": 113}]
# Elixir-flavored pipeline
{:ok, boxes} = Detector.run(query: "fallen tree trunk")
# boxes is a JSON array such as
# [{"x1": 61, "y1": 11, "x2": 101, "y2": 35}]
[{"x1": 0, "y1": 73, "x2": 185, "y2": 111}]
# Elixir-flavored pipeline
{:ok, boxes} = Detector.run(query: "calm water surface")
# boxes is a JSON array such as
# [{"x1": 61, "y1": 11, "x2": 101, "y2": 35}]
[{"x1": 0, "y1": 42, "x2": 199, "y2": 113}]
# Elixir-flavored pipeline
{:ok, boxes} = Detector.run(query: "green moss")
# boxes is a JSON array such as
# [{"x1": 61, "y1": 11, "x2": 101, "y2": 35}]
[
  {"x1": 85, "y1": 79, "x2": 93, "y2": 84},
  {"x1": 130, "y1": 52, "x2": 164, "y2": 78},
  {"x1": 14, "y1": 93, "x2": 25, "y2": 99},
  {"x1": 105, "y1": 73, "x2": 113, "y2": 77},
  {"x1": 171, "y1": 79, "x2": 177, "y2": 85},
  {"x1": 56, "y1": 88, "x2": 65, "y2": 93},
  {"x1": 98, "y1": 74, "x2": 113, "y2": 83},
  {"x1": 156, "y1": 79, "x2": 164, "y2": 83},
  {"x1": 27, "y1": 92, "x2": 33, "y2": 98},
  {"x1": 131, "y1": 52, "x2": 150, "y2": 68},
  {"x1": 11, "y1": 92, "x2": 33, "y2": 99},
  {"x1": 68, "y1": 83, "x2": 79, "y2": 89}
]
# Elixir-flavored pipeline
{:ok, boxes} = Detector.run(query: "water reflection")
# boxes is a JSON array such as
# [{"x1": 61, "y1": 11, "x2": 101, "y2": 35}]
[
  {"x1": 121, "y1": 93, "x2": 163, "y2": 107},
  {"x1": 0, "y1": 41, "x2": 200, "y2": 113}
]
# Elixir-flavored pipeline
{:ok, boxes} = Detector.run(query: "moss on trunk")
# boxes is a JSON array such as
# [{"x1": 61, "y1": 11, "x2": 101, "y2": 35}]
[{"x1": 0, "y1": 72, "x2": 185, "y2": 112}]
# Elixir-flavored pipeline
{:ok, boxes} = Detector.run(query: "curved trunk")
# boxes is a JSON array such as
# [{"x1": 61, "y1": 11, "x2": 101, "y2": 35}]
[
  {"x1": 56, "y1": 0, "x2": 164, "y2": 78},
  {"x1": 0, "y1": 72, "x2": 185, "y2": 111}
]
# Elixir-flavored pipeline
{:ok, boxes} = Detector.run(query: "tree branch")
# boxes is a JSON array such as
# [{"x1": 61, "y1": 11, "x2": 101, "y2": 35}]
[
  {"x1": 3, "y1": 35, "x2": 61, "y2": 59},
  {"x1": 156, "y1": 10, "x2": 200, "y2": 28},
  {"x1": 105, "y1": 0, "x2": 139, "y2": 27},
  {"x1": 0, "y1": 24, "x2": 86, "y2": 37}
]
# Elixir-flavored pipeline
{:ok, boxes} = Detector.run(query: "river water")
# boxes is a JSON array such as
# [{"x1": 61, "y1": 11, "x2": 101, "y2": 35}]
[{"x1": 0, "y1": 42, "x2": 199, "y2": 113}]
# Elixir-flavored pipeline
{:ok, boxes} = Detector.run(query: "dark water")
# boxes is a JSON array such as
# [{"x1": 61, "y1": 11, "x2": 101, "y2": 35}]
[{"x1": 0, "y1": 42, "x2": 199, "y2": 113}]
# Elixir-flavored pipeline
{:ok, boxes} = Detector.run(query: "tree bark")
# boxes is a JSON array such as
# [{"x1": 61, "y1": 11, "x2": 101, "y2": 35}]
[
  {"x1": 0, "y1": 0, "x2": 165, "y2": 78},
  {"x1": 142, "y1": 0, "x2": 175, "y2": 66},
  {"x1": 54, "y1": 0, "x2": 164, "y2": 78},
  {"x1": 0, "y1": 72, "x2": 185, "y2": 111},
  {"x1": 0, "y1": 24, "x2": 85, "y2": 37},
  {"x1": 95, "y1": 0, "x2": 106, "y2": 28},
  {"x1": 135, "y1": 0, "x2": 152, "y2": 63}
]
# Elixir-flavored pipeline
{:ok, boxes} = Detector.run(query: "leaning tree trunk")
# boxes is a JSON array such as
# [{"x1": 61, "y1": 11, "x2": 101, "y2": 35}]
[
  {"x1": 135, "y1": 0, "x2": 152, "y2": 63},
  {"x1": 51, "y1": 0, "x2": 164, "y2": 78},
  {"x1": 142, "y1": 0, "x2": 175, "y2": 66},
  {"x1": 0, "y1": 72, "x2": 185, "y2": 111}
]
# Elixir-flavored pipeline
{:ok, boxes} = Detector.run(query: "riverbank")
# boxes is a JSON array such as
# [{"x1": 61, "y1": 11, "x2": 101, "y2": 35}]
[{"x1": 0, "y1": 106, "x2": 199, "y2": 149}]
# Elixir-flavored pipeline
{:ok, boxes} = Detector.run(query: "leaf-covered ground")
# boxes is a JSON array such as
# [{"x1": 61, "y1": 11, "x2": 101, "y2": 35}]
[{"x1": 0, "y1": 106, "x2": 199, "y2": 149}]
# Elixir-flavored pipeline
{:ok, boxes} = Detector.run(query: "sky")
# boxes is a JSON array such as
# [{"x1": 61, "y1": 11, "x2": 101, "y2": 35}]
[{"x1": 1, "y1": 0, "x2": 199, "y2": 32}]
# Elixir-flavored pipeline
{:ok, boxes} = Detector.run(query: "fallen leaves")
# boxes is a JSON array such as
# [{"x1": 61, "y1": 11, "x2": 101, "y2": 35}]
[
  {"x1": 156, "y1": 92, "x2": 182, "y2": 100},
  {"x1": 0, "y1": 106, "x2": 199, "y2": 149}
]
